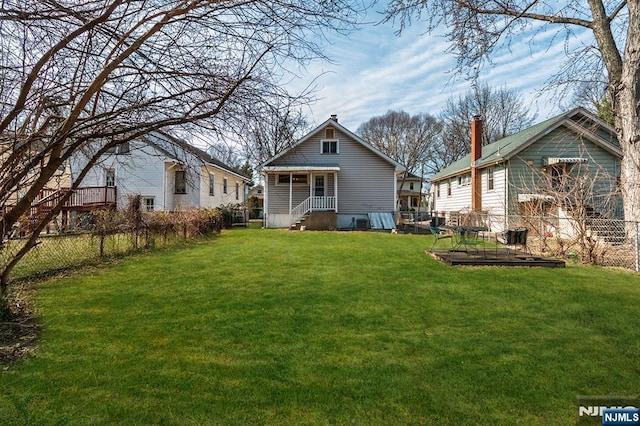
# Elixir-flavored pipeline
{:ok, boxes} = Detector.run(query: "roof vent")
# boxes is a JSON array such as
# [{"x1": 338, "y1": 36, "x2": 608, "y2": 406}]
[{"x1": 330, "y1": 114, "x2": 338, "y2": 122}]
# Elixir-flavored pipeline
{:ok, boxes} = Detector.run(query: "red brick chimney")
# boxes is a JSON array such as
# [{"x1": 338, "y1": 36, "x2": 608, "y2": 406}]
[{"x1": 470, "y1": 115, "x2": 483, "y2": 212}]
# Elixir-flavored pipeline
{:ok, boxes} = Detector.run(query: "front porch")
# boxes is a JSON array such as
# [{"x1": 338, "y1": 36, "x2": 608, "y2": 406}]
[{"x1": 262, "y1": 165, "x2": 340, "y2": 229}]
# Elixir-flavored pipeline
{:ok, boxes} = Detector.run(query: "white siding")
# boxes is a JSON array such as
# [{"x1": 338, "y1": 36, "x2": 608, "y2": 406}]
[
  {"x1": 72, "y1": 138, "x2": 247, "y2": 211},
  {"x1": 431, "y1": 177, "x2": 472, "y2": 213},
  {"x1": 480, "y1": 165, "x2": 507, "y2": 217},
  {"x1": 71, "y1": 141, "x2": 169, "y2": 209},
  {"x1": 199, "y1": 165, "x2": 246, "y2": 208}
]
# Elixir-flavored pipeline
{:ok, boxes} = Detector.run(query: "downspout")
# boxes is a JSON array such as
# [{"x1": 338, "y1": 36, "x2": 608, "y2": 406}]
[
  {"x1": 263, "y1": 172, "x2": 268, "y2": 228},
  {"x1": 471, "y1": 115, "x2": 483, "y2": 212},
  {"x1": 504, "y1": 162, "x2": 509, "y2": 230}
]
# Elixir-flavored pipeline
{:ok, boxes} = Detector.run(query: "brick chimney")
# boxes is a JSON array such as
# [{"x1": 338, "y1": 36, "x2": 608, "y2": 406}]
[{"x1": 470, "y1": 115, "x2": 483, "y2": 212}]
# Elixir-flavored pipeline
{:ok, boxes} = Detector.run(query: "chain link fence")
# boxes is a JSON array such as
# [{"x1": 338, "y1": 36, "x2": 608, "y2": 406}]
[
  {"x1": 397, "y1": 210, "x2": 640, "y2": 272},
  {"x1": 1, "y1": 207, "x2": 231, "y2": 282}
]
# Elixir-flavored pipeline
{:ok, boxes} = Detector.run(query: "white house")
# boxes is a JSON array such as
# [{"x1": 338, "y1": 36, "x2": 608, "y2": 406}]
[
  {"x1": 71, "y1": 131, "x2": 251, "y2": 212},
  {"x1": 429, "y1": 108, "x2": 622, "y2": 231}
]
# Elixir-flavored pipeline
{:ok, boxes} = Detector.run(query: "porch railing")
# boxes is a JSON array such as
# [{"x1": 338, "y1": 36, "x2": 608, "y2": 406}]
[{"x1": 291, "y1": 196, "x2": 336, "y2": 225}]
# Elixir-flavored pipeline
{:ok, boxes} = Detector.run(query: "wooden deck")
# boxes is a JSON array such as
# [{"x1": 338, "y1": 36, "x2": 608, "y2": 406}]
[{"x1": 427, "y1": 248, "x2": 566, "y2": 267}]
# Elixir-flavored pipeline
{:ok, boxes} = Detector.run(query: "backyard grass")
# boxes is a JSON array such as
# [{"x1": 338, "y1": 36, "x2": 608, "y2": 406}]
[{"x1": 0, "y1": 228, "x2": 639, "y2": 425}]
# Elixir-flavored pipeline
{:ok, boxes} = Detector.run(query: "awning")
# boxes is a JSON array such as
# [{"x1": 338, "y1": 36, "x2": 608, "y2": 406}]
[
  {"x1": 261, "y1": 164, "x2": 340, "y2": 172},
  {"x1": 544, "y1": 157, "x2": 588, "y2": 166},
  {"x1": 518, "y1": 193, "x2": 555, "y2": 203}
]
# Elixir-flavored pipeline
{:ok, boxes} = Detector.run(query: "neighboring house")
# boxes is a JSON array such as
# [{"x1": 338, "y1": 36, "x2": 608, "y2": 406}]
[
  {"x1": 398, "y1": 172, "x2": 427, "y2": 213},
  {"x1": 71, "y1": 131, "x2": 251, "y2": 212},
  {"x1": 248, "y1": 184, "x2": 264, "y2": 219},
  {"x1": 1, "y1": 138, "x2": 89, "y2": 233},
  {"x1": 430, "y1": 107, "x2": 622, "y2": 231},
  {"x1": 258, "y1": 115, "x2": 405, "y2": 229}
]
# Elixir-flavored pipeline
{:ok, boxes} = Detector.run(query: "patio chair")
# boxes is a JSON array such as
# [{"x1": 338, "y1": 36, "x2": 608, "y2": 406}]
[{"x1": 429, "y1": 225, "x2": 452, "y2": 250}]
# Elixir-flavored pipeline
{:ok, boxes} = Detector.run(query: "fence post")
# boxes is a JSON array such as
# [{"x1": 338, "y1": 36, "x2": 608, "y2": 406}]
[{"x1": 635, "y1": 221, "x2": 639, "y2": 273}]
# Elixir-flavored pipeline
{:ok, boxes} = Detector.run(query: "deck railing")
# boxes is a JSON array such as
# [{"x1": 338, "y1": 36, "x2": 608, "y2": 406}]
[{"x1": 32, "y1": 186, "x2": 116, "y2": 211}]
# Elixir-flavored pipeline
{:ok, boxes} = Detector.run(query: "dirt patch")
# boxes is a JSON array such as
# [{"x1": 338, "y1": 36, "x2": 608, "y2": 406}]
[
  {"x1": 1, "y1": 281, "x2": 39, "y2": 368},
  {"x1": 0, "y1": 314, "x2": 38, "y2": 368}
]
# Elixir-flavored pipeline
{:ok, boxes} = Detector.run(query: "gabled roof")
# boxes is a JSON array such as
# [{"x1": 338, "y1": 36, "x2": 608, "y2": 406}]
[
  {"x1": 257, "y1": 117, "x2": 405, "y2": 172},
  {"x1": 430, "y1": 107, "x2": 621, "y2": 182},
  {"x1": 143, "y1": 131, "x2": 251, "y2": 182}
]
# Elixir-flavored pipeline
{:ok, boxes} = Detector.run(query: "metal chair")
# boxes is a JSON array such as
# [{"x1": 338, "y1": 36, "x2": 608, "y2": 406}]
[{"x1": 429, "y1": 225, "x2": 452, "y2": 250}]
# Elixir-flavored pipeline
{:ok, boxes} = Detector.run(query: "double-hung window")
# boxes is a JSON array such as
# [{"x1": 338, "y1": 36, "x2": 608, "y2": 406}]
[
  {"x1": 487, "y1": 167, "x2": 495, "y2": 191},
  {"x1": 105, "y1": 169, "x2": 115, "y2": 187},
  {"x1": 175, "y1": 170, "x2": 186, "y2": 194},
  {"x1": 321, "y1": 140, "x2": 338, "y2": 154},
  {"x1": 208, "y1": 173, "x2": 215, "y2": 196},
  {"x1": 142, "y1": 197, "x2": 155, "y2": 211}
]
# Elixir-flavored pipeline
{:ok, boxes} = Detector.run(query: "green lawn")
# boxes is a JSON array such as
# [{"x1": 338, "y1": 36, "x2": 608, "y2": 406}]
[{"x1": 1, "y1": 229, "x2": 639, "y2": 425}]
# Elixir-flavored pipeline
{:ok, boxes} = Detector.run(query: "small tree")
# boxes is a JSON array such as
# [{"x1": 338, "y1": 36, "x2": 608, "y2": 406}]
[{"x1": 514, "y1": 148, "x2": 621, "y2": 263}]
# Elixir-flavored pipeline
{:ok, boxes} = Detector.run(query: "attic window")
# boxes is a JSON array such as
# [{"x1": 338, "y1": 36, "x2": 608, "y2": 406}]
[
  {"x1": 106, "y1": 142, "x2": 130, "y2": 154},
  {"x1": 325, "y1": 127, "x2": 335, "y2": 139},
  {"x1": 321, "y1": 140, "x2": 338, "y2": 154}
]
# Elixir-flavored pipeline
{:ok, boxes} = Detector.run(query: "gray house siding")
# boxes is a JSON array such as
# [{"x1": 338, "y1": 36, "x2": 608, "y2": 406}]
[
  {"x1": 270, "y1": 128, "x2": 395, "y2": 213},
  {"x1": 262, "y1": 120, "x2": 401, "y2": 228},
  {"x1": 507, "y1": 127, "x2": 621, "y2": 216}
]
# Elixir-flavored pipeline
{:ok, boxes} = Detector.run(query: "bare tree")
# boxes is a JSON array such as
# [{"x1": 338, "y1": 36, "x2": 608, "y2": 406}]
[
  {"x1": 357, "y1": 110, "x2": 442, "y2": 175},
  {"x1": 357, "y1": 111, "x2": 442, "y2": 207},
  {"x1": 383, "y1": 0, "x2": 640, "y2": 224},
  {"x1": 439, "y1": 83, "x2": 535, "y2": 165},
  {"x1": 242, "y1": 101, "x2": 310, "y2": 166},
  {"x1": 0, "y1": 0, "x2": 366, "y2": 302},
  {"x1": 514, "y1": 151, "x2": 621, "y2": 264}
]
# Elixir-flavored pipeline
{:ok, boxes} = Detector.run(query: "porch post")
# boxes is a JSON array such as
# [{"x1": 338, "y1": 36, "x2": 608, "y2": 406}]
[
  {"x1": 289, "y1": 172, "x2": 293, "y2": 223},
  {"x1": 334, "y1": 171, "x2": 338, "y2": 212},
  {"x1": 309, "y1": 172, "x2": 313, "y2": 212}
]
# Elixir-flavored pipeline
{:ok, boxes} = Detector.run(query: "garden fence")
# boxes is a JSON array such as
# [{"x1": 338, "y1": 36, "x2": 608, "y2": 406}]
[{"x1": 398, "y1": 210, "x2": 640, "y2": 272}]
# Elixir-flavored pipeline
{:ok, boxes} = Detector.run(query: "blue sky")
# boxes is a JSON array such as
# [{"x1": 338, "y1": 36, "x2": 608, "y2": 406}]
[{"x1": 293, "y1": 4, "x2": 595, "y2": 131}]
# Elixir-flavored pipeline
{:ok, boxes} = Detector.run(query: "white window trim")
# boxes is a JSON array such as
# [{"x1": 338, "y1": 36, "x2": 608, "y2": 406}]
[
  {"x1": 487, "y1": 167, "x2": 495, "y2": 192},
  {"x1": 208, "y1": 173, "x2": 215, "y2": 196},
  {"x1": 105, "y1": 168, "x2": 116, "y2": 187},
  {"x1": 320, "y1": 139, "x2": 339, "y2": 154},
  {"x1": 142, "y1": 196, "x2": 155, "y2": 211}
]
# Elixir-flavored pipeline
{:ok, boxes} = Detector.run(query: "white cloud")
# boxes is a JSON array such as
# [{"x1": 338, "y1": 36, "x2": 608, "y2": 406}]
[{"x1": 290, "y1": 9, "x2": 598, "y2": 131}]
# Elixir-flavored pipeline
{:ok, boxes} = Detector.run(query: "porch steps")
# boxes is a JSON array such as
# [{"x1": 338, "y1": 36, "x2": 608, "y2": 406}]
[{"x1": 290, "y1": 213, "x2": 309, "y2": 230}]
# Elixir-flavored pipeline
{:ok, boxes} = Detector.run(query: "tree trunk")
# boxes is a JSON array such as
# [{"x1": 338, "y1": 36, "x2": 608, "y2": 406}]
[{"x1": 617, "y1": 1, "x2": 640, "y2": 224}]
